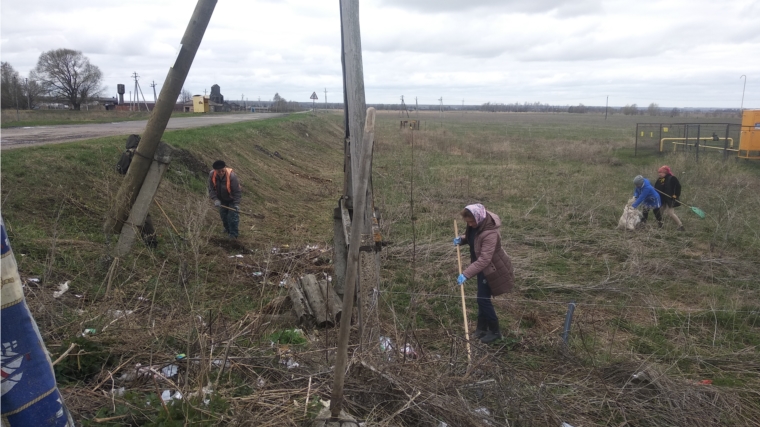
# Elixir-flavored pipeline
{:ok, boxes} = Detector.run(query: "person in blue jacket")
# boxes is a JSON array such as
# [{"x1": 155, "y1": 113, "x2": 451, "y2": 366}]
[{"x1": 631, "y1": 175, "x2": 662, "y2": 227}]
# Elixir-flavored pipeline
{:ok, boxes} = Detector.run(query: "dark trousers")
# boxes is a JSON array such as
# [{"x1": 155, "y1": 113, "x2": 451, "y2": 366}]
[
  {"x1": 642, "y1": 207, "x2": 663, "y2": 223},
  {"x1": 476, "y1": 273, "x2": 499, "y2": 325},
  {"x1": 219, "y1": 200, "x2": 239, "y2": 237}
]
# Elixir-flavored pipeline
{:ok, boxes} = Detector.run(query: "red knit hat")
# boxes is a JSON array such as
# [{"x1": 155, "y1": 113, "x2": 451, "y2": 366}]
[{"x1": 658, "y1": 165, "x2": 672, "y2": 175}]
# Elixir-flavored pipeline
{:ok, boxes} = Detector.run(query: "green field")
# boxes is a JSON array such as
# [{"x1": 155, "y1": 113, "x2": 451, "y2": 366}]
[{"x1": 2, "y1": 110, "x2": 759, "y2": 426}]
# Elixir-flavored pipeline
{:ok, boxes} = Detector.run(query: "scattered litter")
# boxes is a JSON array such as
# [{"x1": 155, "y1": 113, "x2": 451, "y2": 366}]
[
  {"x1": 108, "y1": 310, "x2": 134, "y2": 319},
  {"x1": 111, "y1": 387, "x2": 126, "y2": 397},
  {"x1": 137, "y1": 296, "x2": 149, "y2": 301},
  {"x1": 281, "y1": 358, "x2": 300, "y2": 369},
  {"x1": 228, "y1": 254, "x2": 244, "y2": 258},
  {"x1": 28, "y1": 277, "x2": 40, "y2": 283},
  {"x1": 161, "y1": 390, "x2": 183, "y2": 403},
  {"x1": 697, "y1": 379, "x2": 713, "y2": 385},
  {"x1": 305, "y1": 244, "x2": 319, "y2": 251},
  {"x1": 438, "y1": 422, "x2": 449, "y2": 427},
  {"x1": 78, "y1": 328, "x2": 96, "y2": 337},
  {"x1": 75, "y1": 294, "x2": 83, "y2": 298},
  {"x1": 257, "y1": 378, "x2": 266, "y2": 388},
  {"x1": 560, "y1": 423, "x2": 575, "y2": 427},
  {"x1": 271, "y1": 247, "x2": 279, "y2": 254},
  {"x1": 252, "y1": 271, "x2": 263, "y2": 277},
  {"x1": 53, "y1": 281, "x2": 70, "y2": 298},
  {"x1": 473, "y1": 407, "x2": 491, "y2": 416},
  {"x1": 175, "y1": 354, "x2": 186, "y2": 360},
  {"x1": 161, "y1": 364, "x2": 179, "y2": 378},
  {"x1": 379, "y1": 336, "x2": 393, "y2": 352},
  {"x1": 187, "y1": 384, "x2": 213, "y2": 405},
  {"x1": 402, "y1": 344, "x2": 418, "y2": 359},
  {"x1": 210, "y1": 359, "x2": 231, "y2": 369},
  {"x1": 120, "y1": 363, "x2": 178, "y2": 383}
]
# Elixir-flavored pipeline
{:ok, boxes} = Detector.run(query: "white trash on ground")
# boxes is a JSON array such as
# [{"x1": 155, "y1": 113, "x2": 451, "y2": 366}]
[
  {"x1": 53, "y1": 281, "x2": 70, "y2": 298},
  {"x1": 617, "y1": 203, "x2": 642, "y2": 231}
]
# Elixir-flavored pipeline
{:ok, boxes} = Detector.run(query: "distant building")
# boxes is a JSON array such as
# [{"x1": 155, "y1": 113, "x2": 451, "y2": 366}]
[{"x1": 210, "y1": 84, "x2": 224, "y2": 105}]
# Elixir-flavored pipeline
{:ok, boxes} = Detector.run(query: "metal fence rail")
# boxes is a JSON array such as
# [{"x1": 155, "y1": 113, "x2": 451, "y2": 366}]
[{"x1": 635, "y1": 122, "x2": 742, "y2": 160}]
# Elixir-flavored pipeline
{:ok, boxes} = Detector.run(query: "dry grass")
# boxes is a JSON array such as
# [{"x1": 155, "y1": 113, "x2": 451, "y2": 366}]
[{"x1": 2, "y1": 111, "x2": 760, "y2": 425}]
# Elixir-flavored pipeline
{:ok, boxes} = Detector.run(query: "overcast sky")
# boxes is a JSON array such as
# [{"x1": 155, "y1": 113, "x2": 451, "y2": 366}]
[{"x1": 2, "y1": 0, "x2": 759, "y2": 108}]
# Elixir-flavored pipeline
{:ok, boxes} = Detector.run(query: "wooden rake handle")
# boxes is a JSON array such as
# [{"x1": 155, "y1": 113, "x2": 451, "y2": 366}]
[{"x1": 454, "y1": 220, "x2": 472, "y2": 364}]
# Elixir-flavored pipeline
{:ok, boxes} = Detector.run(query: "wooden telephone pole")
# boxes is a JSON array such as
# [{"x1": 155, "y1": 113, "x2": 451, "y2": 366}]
[
  {"x1": 104, "y1": 0, "x2": 217, "y2": 237},
  {"x1": 330, "y1": 0, "x2": 381, "y2": 420}
]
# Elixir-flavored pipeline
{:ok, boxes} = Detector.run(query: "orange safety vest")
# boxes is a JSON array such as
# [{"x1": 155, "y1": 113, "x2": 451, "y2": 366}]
[{"x1": 211, "y1": 168, "x2": 233, "y2": 195}]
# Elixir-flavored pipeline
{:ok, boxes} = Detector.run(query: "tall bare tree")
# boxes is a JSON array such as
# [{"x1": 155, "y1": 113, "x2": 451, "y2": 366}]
[
  {"x1": 34, "y1": 48, "x2": 104, "y2": 110},
  {"x1": 1, "y1": 62, "x2": 21, "y2": 109},
  {"x1": 180, "y1": 87, "x2": 192, "y2": 103}
]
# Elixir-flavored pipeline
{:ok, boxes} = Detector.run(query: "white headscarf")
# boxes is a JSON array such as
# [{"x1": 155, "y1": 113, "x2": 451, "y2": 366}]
[{"x1": 464, "y1": 203, "x2": 487, "y2": 226}]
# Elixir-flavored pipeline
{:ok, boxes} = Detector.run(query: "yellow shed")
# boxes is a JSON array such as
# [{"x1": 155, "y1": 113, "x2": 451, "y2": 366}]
[
  {"x1": 738, "y1": 109, "x2": 760, "y2": 159},
  {"x1": 192, "y1": 95, "x2": 210, "y2": 113}
]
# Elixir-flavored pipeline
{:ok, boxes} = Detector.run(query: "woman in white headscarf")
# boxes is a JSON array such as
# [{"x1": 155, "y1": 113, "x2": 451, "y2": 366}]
[{"x1": 453, "y1": 204, "x2": 515, "y2": 343}]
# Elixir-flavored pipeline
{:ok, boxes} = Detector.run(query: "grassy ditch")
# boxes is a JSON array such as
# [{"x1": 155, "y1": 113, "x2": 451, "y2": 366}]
[{"x1": 2, "y1": 111, "x2": 760, "y2": 425}]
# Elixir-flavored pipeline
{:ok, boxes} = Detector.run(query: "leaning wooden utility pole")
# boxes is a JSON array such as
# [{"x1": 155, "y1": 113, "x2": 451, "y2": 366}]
[
  {"x1": 333, "y1": 0, "x2": 381, "y2": 349},
  {"x1": 114, "y1": 142, "x2": 174, "y2": 257},
  {"x1": 104, "y1": 0, "x2": 217, "y2": 236},
  {"x1": 330, "y1": 108, "x2": 376, "y2": 420}
]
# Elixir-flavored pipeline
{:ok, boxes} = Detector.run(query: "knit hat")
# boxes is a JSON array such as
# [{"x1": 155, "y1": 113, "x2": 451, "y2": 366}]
[
  {"x1": 464, "y1": 203, "x2": 487, "y2": 226},
  {"x1": 658, "y1": 165, "x2": 672, "y2": 175},
  {"x1": 212, "y1": 160, "x2": 226, "y2": 170},
  {"x1": 633, "y1": 175, "x2": 645, "y2": 186}
]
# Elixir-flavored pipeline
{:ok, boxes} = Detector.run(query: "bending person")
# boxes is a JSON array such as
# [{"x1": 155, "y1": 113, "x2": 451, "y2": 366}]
[
  {"x1": 631, "y1": 175, "x2": 662, "y2": 228},
  {"x1": 208, "y1": 160, "x2": 242, "y2": 239},
  {"x1": 453, "y1": 203, "x2": 515, "y2": 344}
]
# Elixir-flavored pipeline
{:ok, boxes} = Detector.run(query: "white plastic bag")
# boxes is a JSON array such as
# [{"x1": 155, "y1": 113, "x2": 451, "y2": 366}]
[{"x1": 617, "y1": 202, "x2": 642, "y2": 231}]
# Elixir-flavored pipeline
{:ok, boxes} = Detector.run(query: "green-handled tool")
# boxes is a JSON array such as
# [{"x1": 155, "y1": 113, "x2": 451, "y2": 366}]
[{"x1": 654, "y1": 188, "x2": 705, "y2": 219}]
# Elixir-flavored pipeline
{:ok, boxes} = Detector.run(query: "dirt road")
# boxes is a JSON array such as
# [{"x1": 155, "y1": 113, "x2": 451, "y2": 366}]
[{"x1": 0, "y1": 113, "x2": 286, "y2": 150}]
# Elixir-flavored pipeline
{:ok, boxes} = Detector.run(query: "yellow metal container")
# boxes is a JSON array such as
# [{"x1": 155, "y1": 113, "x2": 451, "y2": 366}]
[
  {"x1": 192, "y1": 95, "x2": 210, "y2": 113},
  {"x1": 738, "y1": 110, "x2": 760, "y2": 159}
]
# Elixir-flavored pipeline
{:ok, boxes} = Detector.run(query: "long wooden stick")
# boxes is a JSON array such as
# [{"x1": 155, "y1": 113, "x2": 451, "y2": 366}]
[
  {"x1": 454, "y1": 220, "x2": 472, "y2": 364},
  {"x1": 218, "y1": 204, "x2": 264, "y2": 219}
]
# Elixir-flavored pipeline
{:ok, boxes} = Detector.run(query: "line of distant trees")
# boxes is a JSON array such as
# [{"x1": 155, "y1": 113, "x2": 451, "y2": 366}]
[{"x1": 2, "y1": 48, "x2": 105, "y2": 111}]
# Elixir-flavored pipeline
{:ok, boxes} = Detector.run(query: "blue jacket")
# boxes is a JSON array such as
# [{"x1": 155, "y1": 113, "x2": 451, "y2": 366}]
[{"x1": 632, "y1": 178, "x2": 661, "y2": 209}]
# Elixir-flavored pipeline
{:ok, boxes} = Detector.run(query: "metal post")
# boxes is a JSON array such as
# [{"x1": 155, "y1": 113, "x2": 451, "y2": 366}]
[
  {"x1": 562, "y1": 301, "x2": 576, "y2": 344},
  {"x1": 723, "y1": 123, "x2": 731, "y2": 160},
  {"x1": 635, "y1": 123, "x2": 638, "y2": 156},
  {"x1": 13, "y1": 76, "x2": 19, "y2": 121},
  {"x1": 695, "y1": 125, "x2": 701, "y2": 162},
  {"x1": 658, "y1": 124, "x2": 663, "y2": 154},
  {"x1": 105, "y1": 0, "x2": 217, "y2": 235},
  {"x1": 683, "y1": 124, "x2": 688, "y2": 153},
  {"x1": 331, "y1": 108, "x2": 375, "y2": 419}
]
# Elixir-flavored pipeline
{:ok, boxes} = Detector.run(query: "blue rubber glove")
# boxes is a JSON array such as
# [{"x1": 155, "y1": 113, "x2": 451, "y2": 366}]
[
  {"x1": 453, "y1": 237, "x2": 462, "y2": 246},
  {"x1": 457, "y1": 274, "x2": 466, "y2": 285}
]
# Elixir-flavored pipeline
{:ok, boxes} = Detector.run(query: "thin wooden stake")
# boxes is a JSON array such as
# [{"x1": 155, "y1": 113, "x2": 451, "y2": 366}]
[{"x1": 454, "y1": 220, "x2": 472, "y2": 364}]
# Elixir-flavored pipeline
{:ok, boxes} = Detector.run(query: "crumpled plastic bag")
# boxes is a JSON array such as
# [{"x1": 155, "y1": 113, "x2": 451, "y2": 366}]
[{"x1": 617, "y1": 199, "x2": 642, "y2": 231}]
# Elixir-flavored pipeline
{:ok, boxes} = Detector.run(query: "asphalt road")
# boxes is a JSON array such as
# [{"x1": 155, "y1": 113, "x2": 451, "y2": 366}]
[{"x1": 0, "y1": 113, "x2": 287, "y2": 150}]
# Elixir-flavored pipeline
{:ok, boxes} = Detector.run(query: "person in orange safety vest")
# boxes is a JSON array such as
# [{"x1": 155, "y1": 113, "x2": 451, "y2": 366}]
[{"x1": 208, "y1": 160, "x2": 242, "y2": 239}]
